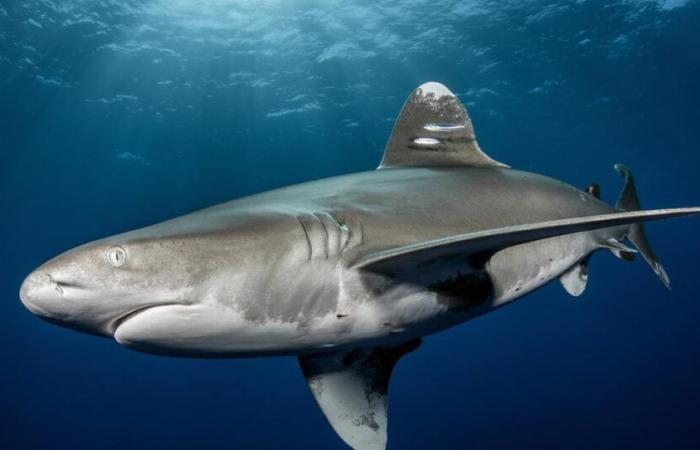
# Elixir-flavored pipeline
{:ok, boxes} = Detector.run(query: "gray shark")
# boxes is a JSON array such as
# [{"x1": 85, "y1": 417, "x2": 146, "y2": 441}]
[{"x1": 20, "y1": 82, "x2": 700, "y2": 450}]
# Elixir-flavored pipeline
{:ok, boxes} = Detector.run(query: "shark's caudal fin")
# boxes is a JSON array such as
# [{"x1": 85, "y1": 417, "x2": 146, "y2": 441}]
[
  {"x1": 378, "y1": 82, "x2": 508, "y2": 169},
  {"x1": 299, "y1": 340, "x2": 421, "y2": 450},
  {"x1": 614, "y1": 164, "x2": 672, "y2": 289}
]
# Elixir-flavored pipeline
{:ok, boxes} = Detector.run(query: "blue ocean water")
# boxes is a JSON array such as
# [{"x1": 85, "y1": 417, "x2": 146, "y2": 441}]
[{"x1": 2, "y1": 1, "x2": 700, "y2": 449}]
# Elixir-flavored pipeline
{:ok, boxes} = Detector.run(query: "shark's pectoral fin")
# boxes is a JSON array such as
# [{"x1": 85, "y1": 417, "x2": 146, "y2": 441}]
[
  {"x1": 378, "y1": 82, "x2": 508, "y2": 169},
  {"x1": 299, "y1": 339, "x2": 421, "y2": 450},
  {"x1": 560, "y1": 258, "x2": 589, "y2": 297},
  {"x1": 353, "y1": 208, "x2": 700, "y2": 274}
]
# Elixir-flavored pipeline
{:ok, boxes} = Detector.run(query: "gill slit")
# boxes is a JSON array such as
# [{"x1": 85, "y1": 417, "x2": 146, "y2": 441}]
[
  {"x1": 296, "y1": 216, "x2": 313, "y2": 260},
  {"x1": 313, "y1": 213, "x2": 330, "y2": 259}
]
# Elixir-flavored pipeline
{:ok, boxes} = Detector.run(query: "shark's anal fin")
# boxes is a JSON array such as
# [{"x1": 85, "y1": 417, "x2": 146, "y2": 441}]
[
  {"x1": 560, "y1": 237, "x2": 637, "y2": 297},
  {"x1": 299, "y1": 339, "x2": 421, "y2": 450},
  {"x1": 379, "y1": 82, "x2": 508, "y2": 169},
  {"x1": 560, "y1": 258, "x2": 589, "y2": 297},
  {"x1": 604, "y1": 237, "x2": 637, "y2": 262}
]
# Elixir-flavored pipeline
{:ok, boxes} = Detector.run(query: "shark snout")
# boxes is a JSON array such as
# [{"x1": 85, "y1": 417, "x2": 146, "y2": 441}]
[
  {"x1": 20, "y1": 270, "x2": 65, "y2": 319},
  {"x1": 20, "y1": 268, "x2": 116, "y2": 337},
  {"x1": 19, "y1": 240, "x2": 197, "y2": 340}
]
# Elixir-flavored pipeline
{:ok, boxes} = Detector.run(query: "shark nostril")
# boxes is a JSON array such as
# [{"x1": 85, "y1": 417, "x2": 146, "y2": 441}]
[
  {"x1": 46, "y1": 275, "x2": 64, "y2": 295},
  {"x1": 19, "y1": 270, "x2": 66, "y2": 317}
]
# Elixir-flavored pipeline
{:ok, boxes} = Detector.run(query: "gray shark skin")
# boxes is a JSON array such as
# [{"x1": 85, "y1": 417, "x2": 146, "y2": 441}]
[{"x1": 19, "y1": 82, "x2": 700, "y2": 450}]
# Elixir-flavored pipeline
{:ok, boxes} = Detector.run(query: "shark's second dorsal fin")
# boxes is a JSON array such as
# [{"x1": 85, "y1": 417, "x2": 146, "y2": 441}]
[{"x1": 379, "y1": 82, "x2": 508, "y2": 169}]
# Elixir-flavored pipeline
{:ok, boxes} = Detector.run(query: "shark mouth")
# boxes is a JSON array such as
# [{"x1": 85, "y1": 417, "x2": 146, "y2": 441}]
[{"x1": 110, "y1": 303, "x2": 182, "y2": 335}]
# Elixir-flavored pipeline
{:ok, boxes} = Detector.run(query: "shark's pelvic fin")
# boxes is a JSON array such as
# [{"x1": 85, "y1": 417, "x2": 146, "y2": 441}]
[
  {"x1": 561, "y1": 236, "x2": 636, "y2": 297},
  {"x1": 614, "y1": 164, "x2": 671, "y2": 289},
  {"x1": 299, "y1": 340, "x2": 421, "y2": 450},
  {"x1": 378, "y1": 82, "x2": 508, "y2": 169},
  {"x1": 560, "y1": 258, "x2": 589, "y2": 297},
  {"x1": 353, "y1": 208, "x2": 700, "y2": 273}
]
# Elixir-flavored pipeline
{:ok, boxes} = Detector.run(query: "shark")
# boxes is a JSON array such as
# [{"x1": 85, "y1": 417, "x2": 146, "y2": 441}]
[{"x1": 20, "y1": 82, "x2": 700, "y2": 450}]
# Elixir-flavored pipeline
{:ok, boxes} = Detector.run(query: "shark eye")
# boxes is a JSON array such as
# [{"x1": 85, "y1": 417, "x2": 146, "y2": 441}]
[{"x1": 106, "y1": 246, "x2": 127, "y2": 267}]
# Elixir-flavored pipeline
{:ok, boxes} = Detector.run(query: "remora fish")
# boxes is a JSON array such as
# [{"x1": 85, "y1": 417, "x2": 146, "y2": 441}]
[{"x1": 20, "y1": 82, "x2": 700, "y2": 450}]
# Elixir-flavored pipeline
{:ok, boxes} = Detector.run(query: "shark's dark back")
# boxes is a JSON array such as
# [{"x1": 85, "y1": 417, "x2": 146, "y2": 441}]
[{"x1": 240, "y1": 166, "x2": 615, "y2": 257}]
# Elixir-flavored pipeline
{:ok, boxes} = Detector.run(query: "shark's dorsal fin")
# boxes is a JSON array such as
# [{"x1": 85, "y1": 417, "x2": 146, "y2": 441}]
[
  {"x1": 299, "y1": 340, "x2": 421, "y2": 450},
  {"x1": 379, "y1": 82, "x2": 508, "y2": 169}
]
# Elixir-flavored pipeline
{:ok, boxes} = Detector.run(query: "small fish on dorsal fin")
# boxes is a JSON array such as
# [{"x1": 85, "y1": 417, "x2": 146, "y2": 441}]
[
  {"x1": 378, "y1": 82, "x2": 508, "y2": 169},
  {"x1": 560, "y1": 258, "x2": 590, "y2": 297},
  {"x1": 298, "y1": 340, "x2": 421, "y2": 450}
]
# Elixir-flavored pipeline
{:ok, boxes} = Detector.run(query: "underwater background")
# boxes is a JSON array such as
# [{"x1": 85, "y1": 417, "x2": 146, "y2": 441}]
[{"x1": 2, "y1": 1, "x2": 700, "y2": 449}]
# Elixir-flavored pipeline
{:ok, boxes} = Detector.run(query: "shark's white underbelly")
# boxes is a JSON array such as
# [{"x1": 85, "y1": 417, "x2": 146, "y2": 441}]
[
  {"x1": 113, "y1": 231, "x2": 602, "y2": 357},
  {"x1": 487, "y1": 232, "x2": 597, "y2": 305}
]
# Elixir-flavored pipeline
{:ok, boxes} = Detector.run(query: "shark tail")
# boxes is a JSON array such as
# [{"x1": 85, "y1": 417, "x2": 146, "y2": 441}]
[{"x1": 613, "y1": 163, "x2": 671, "y2": 289}]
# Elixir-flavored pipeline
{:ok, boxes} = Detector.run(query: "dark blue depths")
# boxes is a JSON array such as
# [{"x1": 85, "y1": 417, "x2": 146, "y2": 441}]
[{"x1": 2, "y1": 1, "x2": 700, "y2": 449}]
